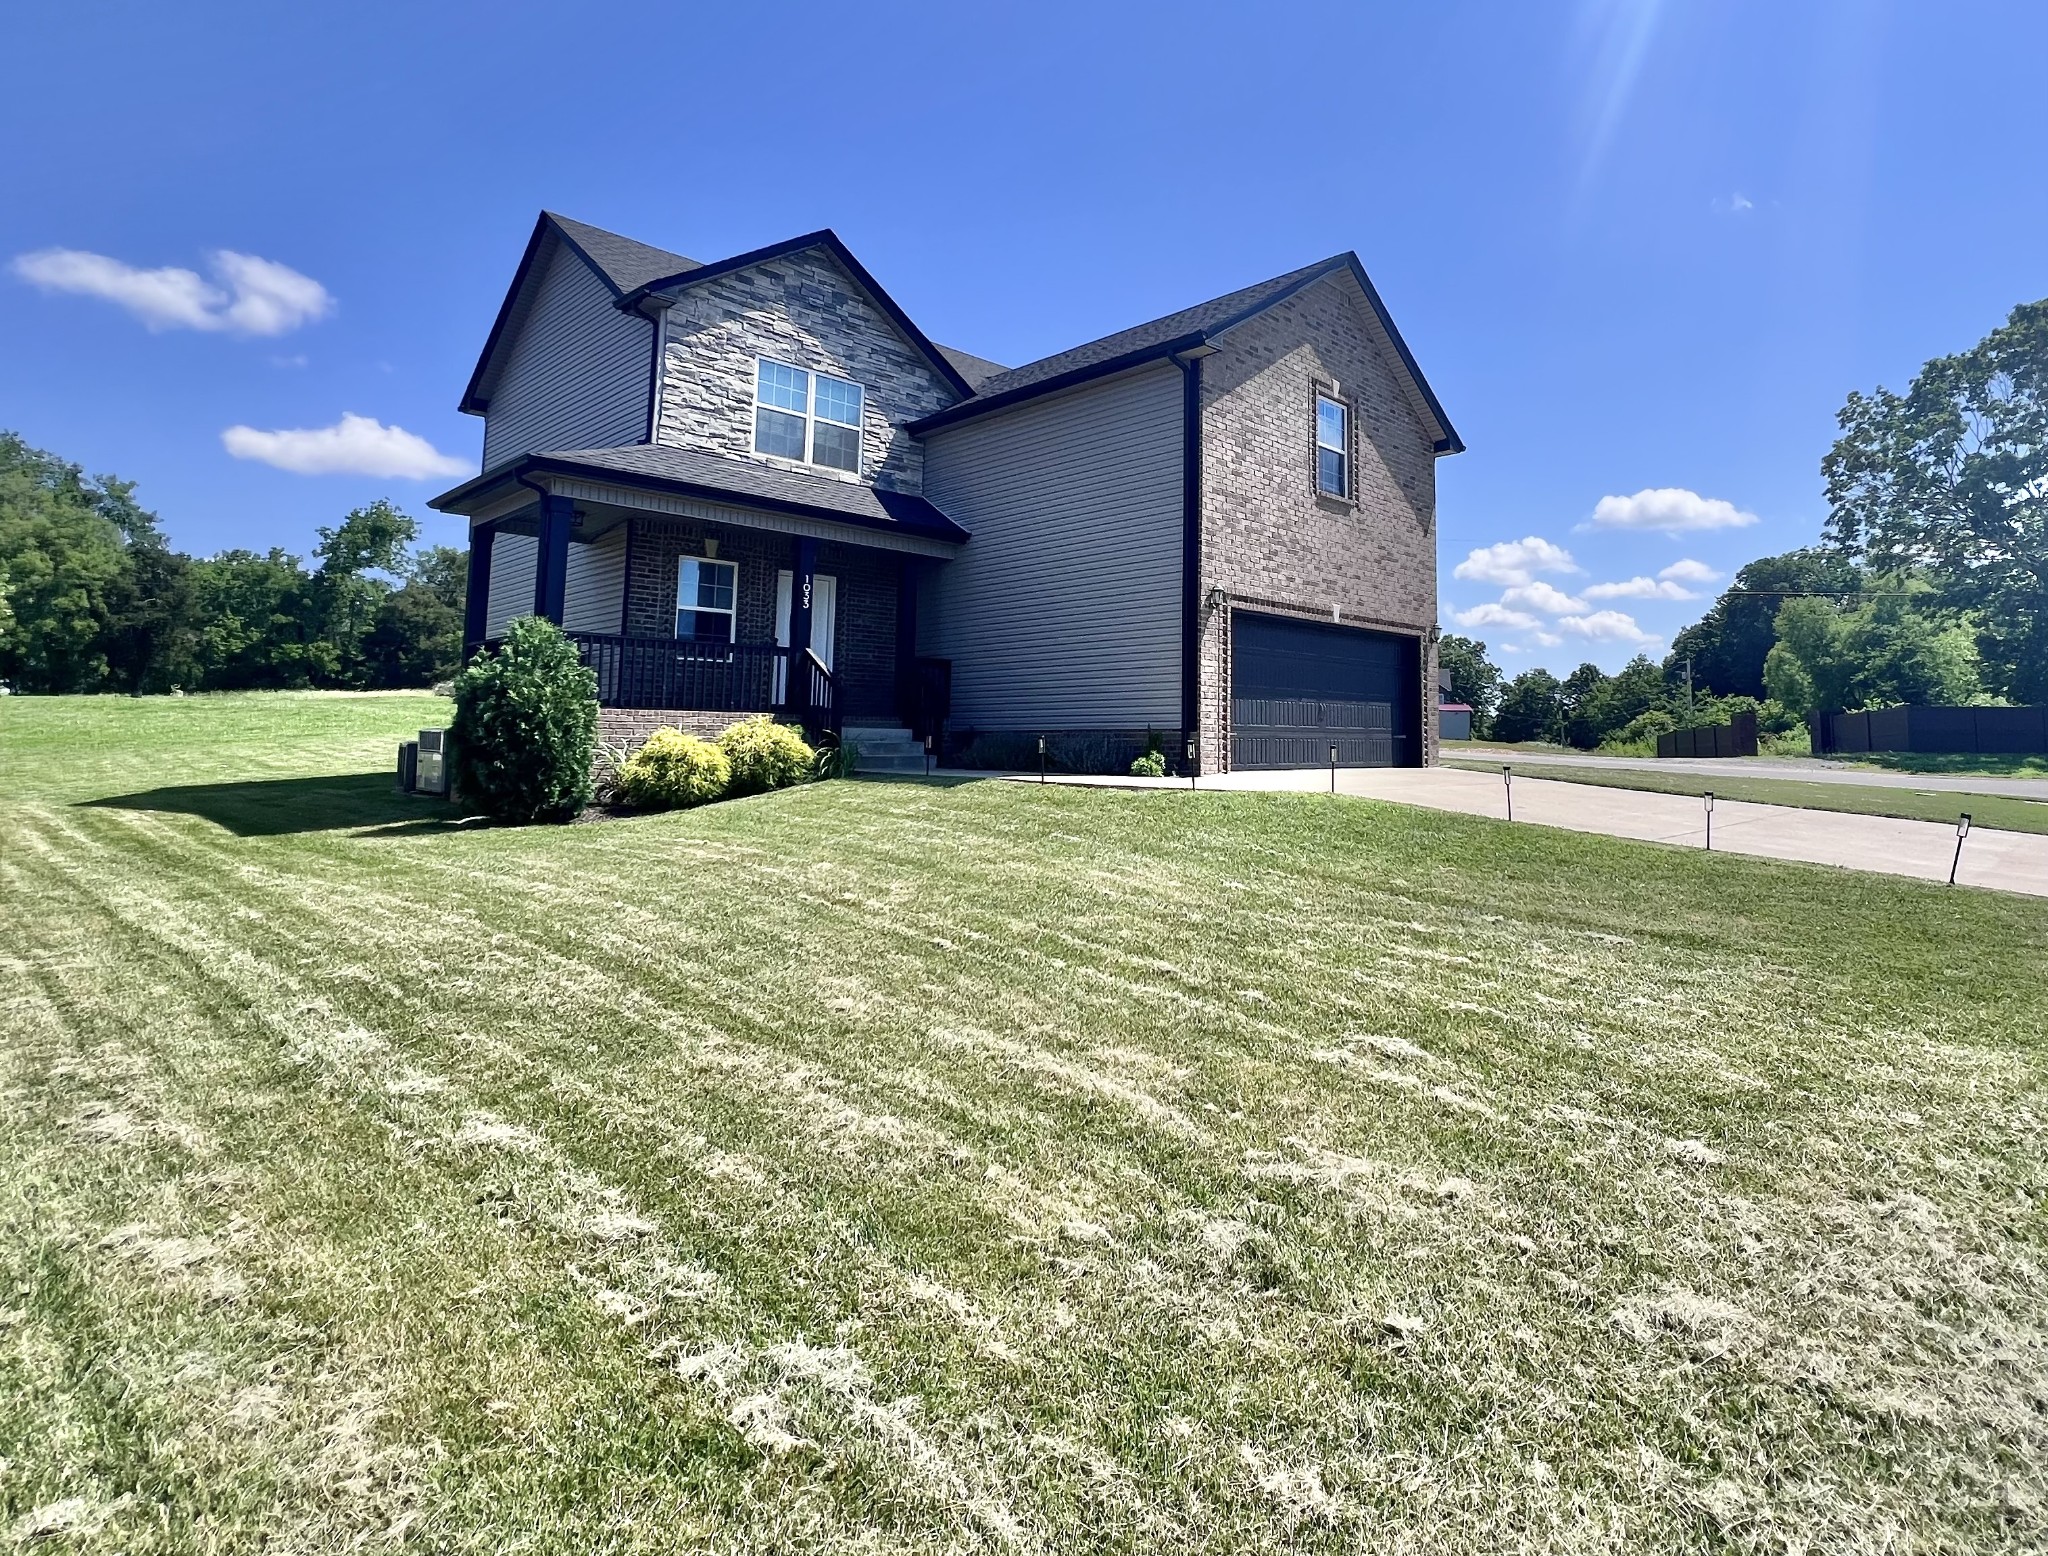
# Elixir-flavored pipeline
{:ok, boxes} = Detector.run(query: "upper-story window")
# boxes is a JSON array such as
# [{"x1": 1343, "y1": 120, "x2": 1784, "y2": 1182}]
[
  {"x1": 1315, "y1": 393, "x2": 1350, "y2": 499},
  {"x1": 754, "y1": 358, "x2": 864, "y2": 474}
]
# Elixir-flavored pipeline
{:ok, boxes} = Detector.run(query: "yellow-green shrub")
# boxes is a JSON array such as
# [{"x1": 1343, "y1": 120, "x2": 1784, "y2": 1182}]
[
  {"x1": 617, "y1": 727, "x2": 730, "y2": 809},
  {"x1": 717, "y1": 716, "x2": 814, "y2": 796}
]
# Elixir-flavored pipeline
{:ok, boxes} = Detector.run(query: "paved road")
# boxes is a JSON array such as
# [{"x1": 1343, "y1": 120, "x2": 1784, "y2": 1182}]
[
  {"x1": 1445, "y1": 747, "x2": 2048, "y2": 800},
  {"x1": 989, "y1": 766, "x2": 2048, "y2": 899}
]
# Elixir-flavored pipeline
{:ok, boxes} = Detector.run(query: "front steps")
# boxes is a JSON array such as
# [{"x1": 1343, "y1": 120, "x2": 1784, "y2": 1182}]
[{"x1": 839, "y1": 723, "x2": 931, "y2": 775}]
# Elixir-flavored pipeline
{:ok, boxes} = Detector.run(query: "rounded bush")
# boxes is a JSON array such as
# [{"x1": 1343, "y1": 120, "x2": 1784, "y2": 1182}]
[
  {"x1": 717, "y1": 715, "x2": 815, "y2": 796},
  {"x1": 617, "y1": 728, "x2": 730, "y2": 809},
  {"x1": 1129, "y1": 750, "x2": 1166, "y2": 777},
  {"x1": 448, "y1": 616, "x2": 598, "y2": 823}
]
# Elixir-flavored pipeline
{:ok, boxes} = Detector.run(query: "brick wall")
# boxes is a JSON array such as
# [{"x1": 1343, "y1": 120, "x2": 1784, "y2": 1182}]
[
  {"x1": 654, "y1": 249, "x2": 960, "y2": 494},
  {"x1": 1195, "y1": 270, "x2": 1441, "y2": 770},
  {"x1": 621, "y1": 516, "x2": 900, "y2": 721}
]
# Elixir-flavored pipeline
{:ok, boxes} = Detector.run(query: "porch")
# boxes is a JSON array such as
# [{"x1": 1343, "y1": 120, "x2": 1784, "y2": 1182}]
[{"x1": 442, "y1": 448, "x2": 965, "y2": 744}]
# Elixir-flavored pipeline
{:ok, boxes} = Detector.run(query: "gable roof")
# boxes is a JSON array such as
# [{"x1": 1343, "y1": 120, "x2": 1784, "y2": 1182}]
[
  {"x1": 906, "y1": 254, "x2": 1463, "y2": 454},
  {"x1": 459, "y1": 212, "x2": 695, "y2": 416},
  {"x1": 934, "y1": 343, "x2": 1010, "y2": 391},
  {"x1": 617, "y1": 229, "x2": 977, "y2": 401}
]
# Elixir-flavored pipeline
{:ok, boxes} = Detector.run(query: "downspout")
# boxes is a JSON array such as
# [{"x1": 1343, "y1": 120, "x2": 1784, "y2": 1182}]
[{"x1": 1174, "y1": 346, "x2": 1210, "y2": 771}]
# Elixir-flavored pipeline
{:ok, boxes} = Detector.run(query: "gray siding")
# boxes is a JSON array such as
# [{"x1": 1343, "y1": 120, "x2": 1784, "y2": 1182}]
[
  {"x1": 481, "y1": 240, "x2": 652, "y2": 471},
  {"x1": 921, "y1": 361, "x2": 1184, "y2": 729},
  {"x1": 484, "y1": 533, "x2": 537, "y2": 638},
  {"x1": 563, "y1": 527, "x2": 628, "y2": 634},
  {"x1": 482, "y1": 529, "x2": 627, "y2": 637}
]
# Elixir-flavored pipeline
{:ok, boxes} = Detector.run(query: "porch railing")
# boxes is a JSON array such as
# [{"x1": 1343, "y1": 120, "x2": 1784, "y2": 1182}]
[{"x1": 566, "y1": 631, "x2": 837, "y2": 738}]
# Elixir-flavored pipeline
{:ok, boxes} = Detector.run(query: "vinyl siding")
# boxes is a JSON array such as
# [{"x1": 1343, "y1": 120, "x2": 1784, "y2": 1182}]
[
  {"x1": 482, "y1": 529, "x2": 627, "y2": 637},
  {"x1": 480, "y1": 240, "x2": 653, "y2": 471},
  {"x1": 921, "y1": 361, "x2": 1184, "y2": 729},
  {"x1": 484, "y1": 534, "x2": 537, "y2": 638},
  {"x1": 562, "y1": 527, "x2": 628, "y2": 634}
]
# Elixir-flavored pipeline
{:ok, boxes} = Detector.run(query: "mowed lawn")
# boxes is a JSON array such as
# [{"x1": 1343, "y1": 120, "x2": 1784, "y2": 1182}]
[{"x1": 4, "y1": 695, "x2": 2047, "y2": 1554}]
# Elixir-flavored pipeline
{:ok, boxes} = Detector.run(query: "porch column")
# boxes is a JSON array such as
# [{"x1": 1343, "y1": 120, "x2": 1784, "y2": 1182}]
[
  {"x1": 462, "y1": 521, "x2": 495, "y2": 657},
  {"x1": 787, "y1": 536, "x2": 817, "y2": 718},
  {"x1": 532, "y1": 493, "x2": 573, "y2": 625}
]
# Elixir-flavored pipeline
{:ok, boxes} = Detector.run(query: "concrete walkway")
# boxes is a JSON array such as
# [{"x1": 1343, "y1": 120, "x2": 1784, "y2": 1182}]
[
  {"x1": 985, "y1": 765, "x2": 2048, "y2": 899},
  {"x1": 1445, "y1": 747, "x2": 2048, "y2": 800}
]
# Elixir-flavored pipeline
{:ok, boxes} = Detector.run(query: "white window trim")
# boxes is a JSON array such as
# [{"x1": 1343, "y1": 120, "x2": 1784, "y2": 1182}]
[
  {"x1": 675, "y1": 556, "x2": 739, "y2": 643},
  {"x1": 1315, "y1": 390, "x2": 1351, "y2": 501},
  {"x1": 754, "y1": 356, "x2": 865, "y2": 475}
]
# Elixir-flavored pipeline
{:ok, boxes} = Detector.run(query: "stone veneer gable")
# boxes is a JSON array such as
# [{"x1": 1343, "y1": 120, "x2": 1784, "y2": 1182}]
[
  {"x1": 1193, "y1": 269, "x2": 1442, "y2": 770},
  {"x1": 653, "y1": 249, "x2": 961, "y2": 495}
]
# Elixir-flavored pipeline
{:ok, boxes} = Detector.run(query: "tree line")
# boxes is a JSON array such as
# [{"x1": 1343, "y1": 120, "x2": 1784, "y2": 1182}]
[
  {"x1": 0, "y1": 431, "x2": 465, "y2": 695},
  {"x1": 1442, "y1": 296, "x2": 2046, "y2": 750}
]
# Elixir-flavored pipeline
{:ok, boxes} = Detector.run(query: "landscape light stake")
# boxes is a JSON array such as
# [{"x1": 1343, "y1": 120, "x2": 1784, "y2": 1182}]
[
  {"x1": 1703, "y1": 790, "x2": 1714, "y2": 851},
  {"x1": 1329, "y1": 744, "x2": 1339, "y2": 794},
  {"x1": 1038, "y1": 735, "x2": 1047, "y2": 785},
  {"x1": 924, "y1": 734, "x2": 933, "y2": 778},
  {"x1": 1502, "y1": 765, "x2": 1513, "y2": 822},
  {"x1": 1186, "y1": 736, "x2": 1197, "y2": 793},
  {"x1": 1951, "y1": 813, "x2": 1972, "y2": 886}
]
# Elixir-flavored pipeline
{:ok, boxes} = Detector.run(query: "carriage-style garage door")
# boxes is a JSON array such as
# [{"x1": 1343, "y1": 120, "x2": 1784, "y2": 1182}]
[{"x1": 1230, "y1": 613, "x2": 1421, "y2": 770}]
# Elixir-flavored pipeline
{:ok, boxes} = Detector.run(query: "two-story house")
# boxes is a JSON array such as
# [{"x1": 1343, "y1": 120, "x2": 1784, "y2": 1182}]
[{"x1": 430, "y1": 212, "x2": 1462, "y2": 772}]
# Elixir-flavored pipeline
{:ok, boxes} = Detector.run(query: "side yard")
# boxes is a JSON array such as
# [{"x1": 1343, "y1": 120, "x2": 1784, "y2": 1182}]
[{"x1": 3, "y1": 693, "x2": 2046, "y2": 1552}]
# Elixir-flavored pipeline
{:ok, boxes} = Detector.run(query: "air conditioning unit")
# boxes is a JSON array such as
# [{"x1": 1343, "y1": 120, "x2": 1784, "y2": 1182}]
[{"x1": 414, "y1": 729, "x2": 449, "y2": 796}]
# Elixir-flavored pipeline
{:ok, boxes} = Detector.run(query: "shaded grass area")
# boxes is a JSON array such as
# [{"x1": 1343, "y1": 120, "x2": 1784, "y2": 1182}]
[
  {"x1": 1849, "y1": 751, "x2": 2048, "y2": 778},
  {"x1": 1444, "y1": 757, "x2": 2048, "y2": 834},
  {"x1": 3, "y1": 693, "x2": 2047, "y2": 1552}
]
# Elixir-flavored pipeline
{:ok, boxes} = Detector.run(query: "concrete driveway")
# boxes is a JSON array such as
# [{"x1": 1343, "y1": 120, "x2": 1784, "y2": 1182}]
[{"x1": 996, "y1": 765, "x2": 2048, "y2": 899}]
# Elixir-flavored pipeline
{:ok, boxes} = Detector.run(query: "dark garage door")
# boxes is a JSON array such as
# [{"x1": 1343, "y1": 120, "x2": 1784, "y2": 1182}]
[{"x1": 1231, "y1": 613, "x2": 1420, "y2": 769}]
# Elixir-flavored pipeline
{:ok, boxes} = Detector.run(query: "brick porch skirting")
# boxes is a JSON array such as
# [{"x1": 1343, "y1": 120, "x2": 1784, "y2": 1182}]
[{"x1": 597, "y1": 708, "x2": 756, "y2": 750}]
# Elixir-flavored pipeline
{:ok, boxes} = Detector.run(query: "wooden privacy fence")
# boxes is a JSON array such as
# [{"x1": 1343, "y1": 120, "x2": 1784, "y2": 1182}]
[
  {"x1": 1657, "y1": 710, "x2": 1759, "y2": 759},
  {"x1": 1812, "y1": 704, "x2": 2048, "y2": 756}
]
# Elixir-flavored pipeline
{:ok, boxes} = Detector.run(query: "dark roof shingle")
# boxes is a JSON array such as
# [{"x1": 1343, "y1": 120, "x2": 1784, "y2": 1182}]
[
  {"x1": 969, "y1": 258, "x2": 1339, "y2": 401},
  {"x1": 545, "y1": 213, "x2": 700, "y2": 296},
  {"x1": 432, "y1": 443, "x2": 968, "y2": 545}
]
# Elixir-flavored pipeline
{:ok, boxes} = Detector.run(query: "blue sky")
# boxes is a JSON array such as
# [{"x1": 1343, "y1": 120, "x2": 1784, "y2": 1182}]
[{"x1": 4, "y1": 0, "x2": 2043, "y2": 674}]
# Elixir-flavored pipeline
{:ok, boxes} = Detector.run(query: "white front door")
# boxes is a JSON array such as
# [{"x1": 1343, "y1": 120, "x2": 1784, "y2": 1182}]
[{"x1": 774, "y1": 570, "x2": 837, "y2": 701}]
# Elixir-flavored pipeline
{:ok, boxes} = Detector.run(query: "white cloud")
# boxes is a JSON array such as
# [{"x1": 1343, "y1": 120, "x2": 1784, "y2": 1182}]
[
  {"x1": 1585, "y1": 488, "x2": 1758, "y2": 534},
  {"x1": 1582, "y1": 576, "x2": 1699, "y2": 601},
  {"x1": 1452, "y1": 536, "x2": 1580, "y2": 588},
  {"x1": 11, "y1": 247, "x2": 332, "y2": 336},
  {"x1": 1533, "y1": 630, "x2": 1562, "y2": 648},
  {"x1": 1713, "y1": 192, "x2": 1754, "y2": 216},
  {"x1": 1659, "y1": 558, "x2": 1721, "y2": 585},
  {"x1": 1501, "y1": 580, "x2": 1587, "y2": 614},
  {"x1": 1559, "y1": 609, "x2": 1661, "y2": 646},
  {"x1": 1452, "y1": 602, "x2": 1542, "y2": 632},
  {"x1": 221, "y1": 413, "x2": 470, "y2": 479}
]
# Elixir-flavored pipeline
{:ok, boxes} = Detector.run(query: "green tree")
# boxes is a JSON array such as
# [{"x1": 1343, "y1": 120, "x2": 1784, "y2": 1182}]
[
  {"x1": 1556, "y1": 662, "x2": 1609, "y2": 749},
  {"x1": 1492, "y1": 668, "x2": 1563, "y2": 744},
  {"x1": 0, "y1": 432, "x2": 138, "y2": 692},
  {"x1": 1664, "y1": 549, "x2": 1863, "y2": 700},
  {"x1": 187, "y1": 549, "x2": 325, "y2": 689},
  {"x1": 1437, "y1": 634, "x2": 1502, "y2": 731},
  {"x1": 312, "y1": 500, "x2": 419, "y2": 686},
  {"x1": 1763, "y1": 588, "x2": 1981, "y2": 717},
  {"x1": 1573, "y1": 655, "x2": 1668, "y2": 748},
  {"x1": 1822, "y1": 298, "x2": 2048, "y2": 703}
]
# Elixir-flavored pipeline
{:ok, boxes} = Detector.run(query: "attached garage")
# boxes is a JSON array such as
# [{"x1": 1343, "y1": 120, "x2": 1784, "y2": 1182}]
[{"x1": 1230, "y1": 612, "x2": 1422, "y2": 769}]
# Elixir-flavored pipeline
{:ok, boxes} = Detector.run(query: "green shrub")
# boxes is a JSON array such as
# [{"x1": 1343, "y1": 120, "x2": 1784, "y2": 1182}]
[
  {"x1": 617, "y1": 728, "x2": 731, "y2": 809},
  {"x1": 716, "y1": 715, "x2": 814, "y2": 796},
  {"x1": 448, "y1": 616, "x2": 597, "y2": 823},
  {"x1": 1129, "y1": 750, "x2": 1166, "y2": 777},
  {"x1": 814, "y1": 737, "x2": 861, "y2": 780}
]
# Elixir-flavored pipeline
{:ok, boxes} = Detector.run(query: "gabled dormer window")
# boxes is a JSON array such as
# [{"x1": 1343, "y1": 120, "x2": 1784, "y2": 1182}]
[
  {"x1": 754, "y1": 358, "x2": 864, "y2": 474},
  {"x1": 1315, "y1": 392, "x2": 1350, "y2": 499}
]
